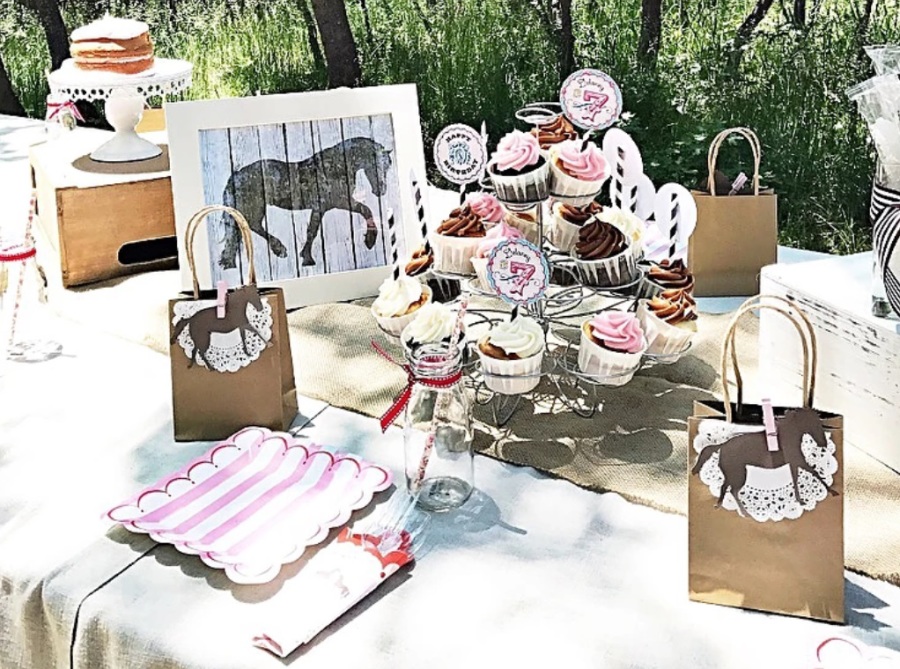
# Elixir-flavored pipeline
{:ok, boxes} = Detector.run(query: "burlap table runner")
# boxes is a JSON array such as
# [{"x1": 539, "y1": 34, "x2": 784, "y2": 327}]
[{"x1": 287, "y1": 301, "x2": 900, "y2": 585}]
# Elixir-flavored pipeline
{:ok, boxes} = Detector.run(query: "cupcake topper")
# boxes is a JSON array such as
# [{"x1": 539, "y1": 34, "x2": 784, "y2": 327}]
[
  {"x1": 387, "y1": 210, "x2": 400, "y2": 281},
  {"x1": 653, "y1": 184, "x2": 697, "y2": 261},
  {"x1": 559, "y1": 69, "x2": 623, "y2": 131},
  {"x1": 486, "y1": 239, "x2": 550, "y2": 307},
  {"x1": 410, "y1": 171, "x2": 431, "y2": 254},
  {"x1": 602, "y1": 129, "x2": 644, "y2": 211},
  {"x1": 627, "y1": 173, "x2": 658, "y2": 221},
  {"x1": 433, "y1": 123, "x2": 487, "y2": 187}
]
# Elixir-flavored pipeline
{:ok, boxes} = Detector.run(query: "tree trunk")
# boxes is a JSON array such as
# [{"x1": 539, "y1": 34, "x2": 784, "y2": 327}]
[
  {"x1": 0, "y1": 53, "x2": 26, "y2": 116},
  {"x1": 638, "y1": 0, "x2": 663, "y2": 67},
  {"x1": 856, "y1": 0, "x2": 876, "y2": 40},
  {"x1": 310, "y1": 0, "x2": 362, "y2": 88},
  {"x1": 21, "y1": 0, "x2": 69, "y2": 71},
  {"x1": 298, "y1": 0, "x2": 325, "y2": 70},
  {"x1": 730, "y1": 0, "x2": 775, "y2": 66},
  {"x1": 793, "y1": 0, "x2": 806, "y2": 27},
  {"x1": 358, "y1": 0, "x2": 373, "y2": 43},
  {"x1": 558, "y1": 0, "x2": 574, "y2": 82}
]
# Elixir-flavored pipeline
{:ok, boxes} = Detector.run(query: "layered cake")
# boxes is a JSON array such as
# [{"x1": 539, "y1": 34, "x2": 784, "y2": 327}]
[{"x1": 70, "y1": 16, "x2": 155, "y2": 75}]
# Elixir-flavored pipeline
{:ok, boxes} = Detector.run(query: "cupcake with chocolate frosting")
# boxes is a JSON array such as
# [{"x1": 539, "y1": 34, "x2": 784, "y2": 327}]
[
  {"x1": 429, "y1": 204, "x2": 486, "y2": 275},
  {"x1": 477, "y1": 315, "x2": 545, "y2": 395},
  {"x1": 503, "y1": 207, "x2": 541, "y2": 245},
  {"x1": 548, "y1": 139, "x2": 610, "y2": 205},
  {"x1": 578, "y1": 310, "x2": 647, "y2": 386},
  {"x1": 550, "y1": 200, "x2": 602, "y2": 254},
  {"x1": 598, "y1": 207, "x2": 644, "y2": 260},
  {"x1": 465, "y1": 192, "x2": 505, "y2": 227},
  {"x1": 487, "y1": 130, "x2": 550, "y2": 204},
  {"x1": 404, "y1": 246, "x2": 461, "y2": 303},
  {"x1": 636, "y1": 288, "x2": 698, "y2": 356},
  {"x1": 531, "y1": 115, "x2": 578, "y2": 152},
  {"x1": 472, "y1": 221, "x2": 523, "y2": 292},
  {"x1": 371, "y1": 275, "x2": 433, "y2": 336},
  {"x1": 638, "y1": 258, "x2": 694, "y2": 298},
  {"x1": 573, "y1": 218, "x2": 638, "y2": 288}
]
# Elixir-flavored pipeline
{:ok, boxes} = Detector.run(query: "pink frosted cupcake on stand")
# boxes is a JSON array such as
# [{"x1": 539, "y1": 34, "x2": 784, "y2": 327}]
[
  {"x1": 466, "y1": 192, "x2": 506, "y2": 229},
  {"x1": 471, "y1": 221, "x2": 523, "y2": 292},
  {"x1": 487, "y1": 130, "x2": 550, "y2": 205},
  {"x1": 578, "y1": 310, "x2": 647, "y2": 386},
  {"x1": 548, "y1": 139, "x2": 610, "y2": 206}
]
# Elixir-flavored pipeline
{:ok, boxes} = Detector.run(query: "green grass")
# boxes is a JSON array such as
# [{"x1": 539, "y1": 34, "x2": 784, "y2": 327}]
[{"x1": 3, "y1": 0, "x2": 898, "y2": 253}]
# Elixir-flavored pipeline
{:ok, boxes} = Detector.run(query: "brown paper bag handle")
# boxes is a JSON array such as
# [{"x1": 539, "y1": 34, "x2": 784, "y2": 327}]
[
  {"x1": 721, "y1": 296, "x2": 818, "y2": 422},
  {"x1": 184, "y1": 205, "x2": 256, "y2": 299},
  {"x1": 707, "y1": 127, "x2": 761, "y2": 197}
]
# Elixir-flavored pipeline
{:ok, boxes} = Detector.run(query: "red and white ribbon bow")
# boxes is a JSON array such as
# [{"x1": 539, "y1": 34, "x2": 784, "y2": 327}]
[
  {"x1": 371, "y1": 340, "x2": 463, "y2": 433},
  {"x1": 813, "y1": 636, "x2": 900, "y2": 668},
  {"x1": 46, "y1": 99, "x2": 84, "y2": 123}
]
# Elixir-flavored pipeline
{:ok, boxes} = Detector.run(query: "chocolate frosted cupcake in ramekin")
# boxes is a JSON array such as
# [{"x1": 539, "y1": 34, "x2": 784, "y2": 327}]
[
  {"x1": 530, "y1": 115, "x2": 578, "y2": 154},
  {"x1": 550, "y1": 200, "x2": 602, "y2": 254},
  {"x1": 637, "y1": 258, "x2": 695, "y2": 299},
  {"x1": 404, "y1": 246, "x2": 461, "y2": 303},
  {"x1": 429, "y1": 204, "x2": 486, "y2": 275},
  {"x1": 487, "y1": 130, "x2": 550, "y2": 205},
  {"x1": 574, "y1": 218, "x2": 638, "y2": 288},
  {"x1": 636, "y1": 288, "x2": 698, "y2": 356}
]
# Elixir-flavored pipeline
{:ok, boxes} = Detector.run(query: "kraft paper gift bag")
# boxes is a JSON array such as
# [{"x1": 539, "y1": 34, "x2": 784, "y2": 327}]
[
  {"x1": 689, "y1": 127, "x2": 778, "y2": 296},
  {"x1": 169, "y1": 205, "x2": 297, "y2": 441},
  {"x1": 688, "y1": 295, "x2": 844, "y2": 622}
]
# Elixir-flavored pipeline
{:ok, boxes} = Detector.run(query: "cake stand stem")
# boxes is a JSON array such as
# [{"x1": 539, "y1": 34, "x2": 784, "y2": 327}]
[{"x1": 90, "y1": 90, "x2": 161, "y2": 163}]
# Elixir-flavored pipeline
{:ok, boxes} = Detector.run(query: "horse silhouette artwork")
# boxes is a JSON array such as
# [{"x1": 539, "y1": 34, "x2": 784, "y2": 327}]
[
  {"x1": 691, "y1": 408, "x2": 839, "y2": 518},
  {"x1": 171, "y1": 285, "x2": 268, "y2": 369},
  {"x1": 217, "y1": 136, "x2": 393, "y2": 271}
]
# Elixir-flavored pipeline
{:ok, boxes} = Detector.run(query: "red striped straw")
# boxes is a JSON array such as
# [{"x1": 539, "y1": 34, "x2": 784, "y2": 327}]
[
  {"x1": 7, "y1": 192, "x2": 37, "y2": 349},
  {"x1": 414, "y1": 297, "x2": 468, "y2": 492}
]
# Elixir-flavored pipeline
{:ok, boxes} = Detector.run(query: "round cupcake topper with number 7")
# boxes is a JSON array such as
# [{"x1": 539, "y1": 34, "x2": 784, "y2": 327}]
[
  {"x1": 486, "y1": 239, "x2": 550, "y2": 306},
  {"x1": 559, "y1": 69, "x2": 623, "y2": 131}
]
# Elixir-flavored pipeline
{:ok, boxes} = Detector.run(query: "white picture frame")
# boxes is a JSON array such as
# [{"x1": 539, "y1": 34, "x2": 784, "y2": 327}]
[{"x1": 166, "y1": 84, "x2": 427, "y2": 308}]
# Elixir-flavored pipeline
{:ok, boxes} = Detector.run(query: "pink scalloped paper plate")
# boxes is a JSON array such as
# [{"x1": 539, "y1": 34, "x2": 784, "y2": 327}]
[{"x1": 106, "y1": 427, "x2": 393, "y2": 584}]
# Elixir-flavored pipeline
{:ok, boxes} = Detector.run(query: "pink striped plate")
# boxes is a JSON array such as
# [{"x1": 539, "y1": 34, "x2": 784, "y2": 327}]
[{"x1": 107, "y1": 427, "x2": 393, "y2": 584}]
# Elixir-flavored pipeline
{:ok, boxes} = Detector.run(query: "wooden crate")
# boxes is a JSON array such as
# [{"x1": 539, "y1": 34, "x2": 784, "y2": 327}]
[
  {"x1": 29, "y1": 128, "x2": 177, "y2": 287},
  {"x1": 759, "y1": 253, "x2": 900, "y2": 473}
]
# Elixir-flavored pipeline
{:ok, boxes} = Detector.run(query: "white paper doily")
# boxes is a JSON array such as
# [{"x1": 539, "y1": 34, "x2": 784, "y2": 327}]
[
  {"x1": 173, "y1": 297, "x2": 272, "y2": 373},
  {"x1": 693, "y1": 419, "x2": 838, "y2": 522},
  {"x1": 48, "y1": 58, "x2": 192, "y2": 101}
]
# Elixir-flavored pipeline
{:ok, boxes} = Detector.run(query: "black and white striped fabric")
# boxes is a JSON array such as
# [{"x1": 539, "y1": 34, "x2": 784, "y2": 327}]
[{"x1": 871, "y1": 181, "x2": 900, "y2": 314}]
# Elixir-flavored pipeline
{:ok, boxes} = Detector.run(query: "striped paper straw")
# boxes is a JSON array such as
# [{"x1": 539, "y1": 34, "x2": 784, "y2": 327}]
[
  {"x1": 7, "y1": 192, "x2": 37, "y2": 350},
  {"x1": 668, "y1": 193, "x2": 680, "y2": 261},
  {"x1": 411, "y1": 173, "x2": 431, "y2": 254},
  {"x1": 387, "y1": 210, "x2": 400, "y2": 281}
]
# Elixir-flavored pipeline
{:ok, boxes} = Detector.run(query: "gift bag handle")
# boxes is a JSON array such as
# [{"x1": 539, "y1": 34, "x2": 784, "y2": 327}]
[
  {"x1": 184, "y1": 205, "x2": 257, "y2": 299},
  {"x1": 721, "y1": 296, "x2": 818, "y2": 422},
  {"x1": 707, "y1": 127, "x2": 761, "y2": 197}
]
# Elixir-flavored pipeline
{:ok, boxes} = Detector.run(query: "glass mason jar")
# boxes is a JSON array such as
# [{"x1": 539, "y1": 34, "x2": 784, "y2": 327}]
[{"x1": 403, "y1": 343, "x2": 474, "y2": 511}]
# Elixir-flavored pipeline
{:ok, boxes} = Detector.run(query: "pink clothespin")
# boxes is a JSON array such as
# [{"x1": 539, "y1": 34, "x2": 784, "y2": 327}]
[
  {"x1": 761, "y1": 397, "x2": 779, "y2": 452},
  {"x1": 216, "y1": 280, "x2": 228, "y2": 319},
  {"x1": 728, "y1": 172, "x2": 748, "y2": 195}
]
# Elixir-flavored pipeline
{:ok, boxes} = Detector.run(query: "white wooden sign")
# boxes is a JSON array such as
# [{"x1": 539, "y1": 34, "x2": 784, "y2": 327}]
[{"x1": 166, "y1": 85, "x2": 428, "y2": 308}]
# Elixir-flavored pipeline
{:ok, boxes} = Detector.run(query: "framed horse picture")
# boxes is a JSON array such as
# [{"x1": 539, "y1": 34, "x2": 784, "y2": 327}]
[{"x1": 166, "y1": 85, "x2": 427, "y2": 307}]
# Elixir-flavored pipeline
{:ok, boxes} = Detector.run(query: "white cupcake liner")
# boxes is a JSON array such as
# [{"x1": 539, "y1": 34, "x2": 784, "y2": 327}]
[
  {"x1": 577, "y1": 324, "x2": 645, "y2": 387},
  {"x1": 371, "y1": 286, "x2": 433, "y2": 337},
  {"x1": 548, "y1": 160, "x2": 606, "y2": 206},
  {"x1": 430, "y1": 233, "x2": 482, "y2": 275},
  {"x1": 636, "y1": 301, "x2": 696, "y2": 356},
  {"x1": 478, "y1": 346, "x2": 543, "y2": 395},
  {"x1": 471, "y1": 257, "x2": 494, "y2": 293},
  {"x1": 634, "y1": 273, "x2": 664, "y2": 299},
  {"x1": 574, "y1": 247, "x2": 638, "y2": 288},
  {"x1": 490, "y1": 161, "x2": 550, "y2": 204},
  {"x1": 549, "y1": 215, "x2": 581, "y2": 254},
  {"x1": 504, "y1": 212, "x2": 541, "y2": 245}
]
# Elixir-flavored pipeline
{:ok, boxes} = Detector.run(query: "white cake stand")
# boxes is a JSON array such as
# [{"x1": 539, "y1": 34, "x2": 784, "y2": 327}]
[{"x1": 47, "y1": 58, "x2": 192, "y2": 162}]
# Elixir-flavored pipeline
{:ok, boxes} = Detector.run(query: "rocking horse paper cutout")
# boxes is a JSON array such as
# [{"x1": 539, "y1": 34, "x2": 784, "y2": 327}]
[
  {"x1": 691, "y1": 408, "x2": 839, "y2": 523},
  {"x1": 171, "y1": 284, "x2": 273, "y2": 373}
]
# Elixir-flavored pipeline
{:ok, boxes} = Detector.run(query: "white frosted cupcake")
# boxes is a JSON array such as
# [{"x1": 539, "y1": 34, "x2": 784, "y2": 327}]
[
  {"x1": 578, "y1": 311, "x2": 647, "y2": 386},
  {"x1": 548, "y1": 140, "x2": 609, "y2": 206},
  {"x1": 465, "y1": 192, "x2": 506, "y2": 229},
  {"x1": 401, "y1": 302, "x2": 458, "y2": 357},
  {"x1": 597, "y1": 207, "x2": 644, "y2": 261},
  {"x1": 471, "y1": 221, "x2": 524, "y2": 292},
  {"x1": 636, "y1": 290, "x2": 698, "y2": 356},
  {"x1": 487, "y1": 130, "x2": 550, "y2": 204},
  {"x1": 430, "y1": 204, "x2": 486, "y2": 275},
  {"x1": 477, "y1": 315, "x2": 544, "y2": 395},
  {"x1": 371, "y1": 275, "x2": 432, "y2": 336},
  {"x1": 573, "y1": 218, "x2": 638, "y2": 288},
  {"x1": 549, "y1": 200, "x2": 602, "y2": 254}
]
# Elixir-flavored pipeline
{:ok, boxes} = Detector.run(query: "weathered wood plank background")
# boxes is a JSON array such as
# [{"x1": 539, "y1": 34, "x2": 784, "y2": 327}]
[{"x1": 198, "y1": 113, "x2": 401, "y2": 285}]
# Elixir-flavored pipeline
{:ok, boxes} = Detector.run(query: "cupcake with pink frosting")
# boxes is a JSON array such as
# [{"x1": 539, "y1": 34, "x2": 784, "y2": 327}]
[
  {"x1": 487, "y1": 130, "x2": 550, "y2": 204},
  {"x1": 471, "y1": 221, "x2": 524, "y2": 292},
  {"x1": 578, "y1": 310, "x2": 647, "y2": 386},
  {"x1": 465, "y1": 192, "x2": 506, "y2": 228},
  {"x1": 549, "y1": 140, "x2": 610, "y2": 206}
]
